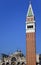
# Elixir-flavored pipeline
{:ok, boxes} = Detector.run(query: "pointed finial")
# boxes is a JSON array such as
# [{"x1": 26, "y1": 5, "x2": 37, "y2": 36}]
[
  {"x1": 29, "y1": 1, "x2": 31, "y2": 4},
  {"x1": 29, "y1": 1, "x2": 32, "y2": 8}
]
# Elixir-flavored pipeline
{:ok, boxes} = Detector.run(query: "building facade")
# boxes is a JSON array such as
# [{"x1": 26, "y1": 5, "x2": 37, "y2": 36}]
[{"x1": 0, "y1": 51, "x2": 26, "y2": 65}]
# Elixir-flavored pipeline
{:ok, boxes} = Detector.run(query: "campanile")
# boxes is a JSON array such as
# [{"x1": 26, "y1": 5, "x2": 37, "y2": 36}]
[{"x1": 26, "y1": 3, "x2": 36, "y2": 65}]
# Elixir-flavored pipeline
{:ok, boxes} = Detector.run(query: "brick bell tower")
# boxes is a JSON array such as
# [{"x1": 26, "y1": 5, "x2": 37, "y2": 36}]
[{"x1": 26, "y1": 3, "x2": 36, "y2": 65}]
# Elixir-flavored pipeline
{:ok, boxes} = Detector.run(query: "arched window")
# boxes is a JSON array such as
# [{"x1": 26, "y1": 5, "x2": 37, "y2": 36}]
[
  {"x1": 11, "y1": 57, "x2": 16, "y2": 62},
  {"x1": 21, "y1": 62, "x2": 25, "y2": 65},
  {"x1": 11, "y1": 61, "x2": 16, "y2": 65},
  {"x1": 6, "y1": 62, "x2": 9, "y2": 65},
  {"x1": 17, "y1": 62, "x2": 20, "y2": 65},
  {"x1": 2, "y1": 63, "x2": 5, "y2": 65}
]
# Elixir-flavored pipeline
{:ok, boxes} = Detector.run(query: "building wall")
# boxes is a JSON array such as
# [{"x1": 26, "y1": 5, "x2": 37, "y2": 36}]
[{"x1": 0, "y1": 51, "x2": 26, "y2": 65}]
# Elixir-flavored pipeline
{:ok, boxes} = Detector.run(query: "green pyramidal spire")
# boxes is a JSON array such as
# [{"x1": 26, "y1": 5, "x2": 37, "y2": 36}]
[
  {"x1": 28, "y1": 8, "x2": 33, "y2": 16},
  {"x1": 27, "y1": 3, "x2": 34, "y2": 17}
]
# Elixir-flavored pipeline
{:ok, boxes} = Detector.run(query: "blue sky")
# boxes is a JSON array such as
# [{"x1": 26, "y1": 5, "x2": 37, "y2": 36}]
[{"x1": 0, "y1": 0, "x2": 41, "y2": 55}]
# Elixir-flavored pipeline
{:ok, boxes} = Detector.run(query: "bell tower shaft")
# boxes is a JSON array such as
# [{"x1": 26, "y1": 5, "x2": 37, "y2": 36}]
[{"x1": 26, "y1": 3, "x2": 36, "y2": 65}]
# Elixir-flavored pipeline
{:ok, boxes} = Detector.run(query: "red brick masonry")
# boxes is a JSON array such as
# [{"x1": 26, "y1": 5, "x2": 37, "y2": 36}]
[{"x1": 26, "y1": 33, "x2": 36, "y2": 65}]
